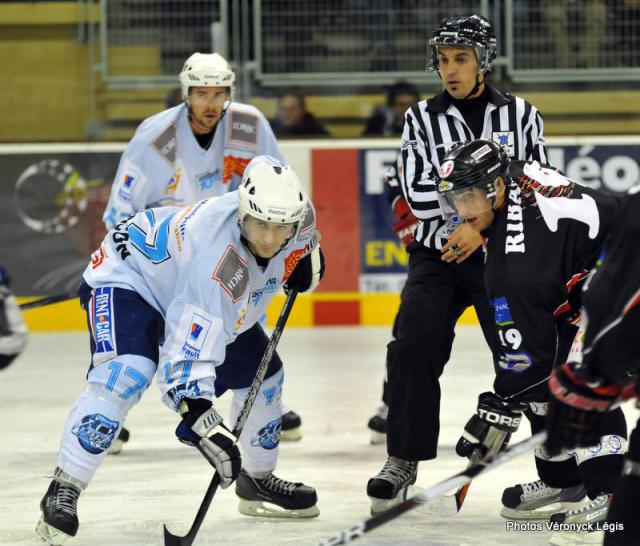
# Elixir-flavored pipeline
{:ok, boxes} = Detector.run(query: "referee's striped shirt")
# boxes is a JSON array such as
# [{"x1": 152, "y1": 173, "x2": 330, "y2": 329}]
[{"x1": 400, "y1": 84, "x2": 548, "y2": 250}]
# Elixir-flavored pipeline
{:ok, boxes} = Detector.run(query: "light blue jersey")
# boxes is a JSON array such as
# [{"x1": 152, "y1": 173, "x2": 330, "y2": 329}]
[
  {"x1": 86, "y1": 191, "x2": 317, "y2": 406},
  {"x1": 103, "y1": 103, "x2": 285, "y2": 229}
]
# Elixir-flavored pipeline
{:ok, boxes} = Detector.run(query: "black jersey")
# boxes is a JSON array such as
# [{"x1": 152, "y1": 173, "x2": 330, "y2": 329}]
[
  {"x1": 483, "y1": 162, "x2": 621, "y2": 399},
  {"x1": 581, "y1": 188, "x2": 640, "y2": 384},
  {"x1": 400, "y1": 85, "x2": 548, "y2": 250}
]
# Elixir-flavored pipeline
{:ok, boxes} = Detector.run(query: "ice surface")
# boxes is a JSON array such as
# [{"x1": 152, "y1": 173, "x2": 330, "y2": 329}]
[{"x1": 1, "y1": 327, "x2": 636, "y2": 546}]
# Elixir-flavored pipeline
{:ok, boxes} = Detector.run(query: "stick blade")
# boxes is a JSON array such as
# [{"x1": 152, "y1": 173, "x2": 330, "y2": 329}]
[{"x1": 163, "y1": 524, "x2": 191, "y2": 546}]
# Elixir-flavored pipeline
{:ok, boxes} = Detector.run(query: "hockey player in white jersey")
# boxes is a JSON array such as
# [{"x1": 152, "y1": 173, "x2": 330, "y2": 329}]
[
  {"x1": 36, "y1": 157, "x2": 325, "y2": 545},
  {"x1": 103, "y1": 52, "x2": 302, "y2": 450}
]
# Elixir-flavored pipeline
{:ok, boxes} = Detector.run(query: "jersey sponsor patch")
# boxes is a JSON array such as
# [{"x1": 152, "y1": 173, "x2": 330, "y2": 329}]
[
  {"x1": 164, "y1": 167, "x2": 181, "y2": 195},
  {"x1": 151, "y1": 124, "x2": 177, "y2": 165},
  {"x1": 213, "y1": 245, "x2": 249, "y2": 302},
  {"x1": 118, "y1": 174, "x2": 135, "y2": 202},
  {"x1": 181, "y1": 313, "x2": 213, "y2": 360},
  {"x1": 249, "y1": 277, "x2": 280, "y2": 307},
  {"x1": 227, "y1": 111, "x2": 258, "y2": 148},
  {"x1": 91, "y1": 287, "x2": 116, "y2": 354},
  {"x1": 196, "y1": 169, "x2": 221, "y2": 190},
  {"x1": 492, "y1": 131, "x2": 515, "y2": 156},
  {"x1": 490, "y1": 296, "x2": 514, "y2": 326}
]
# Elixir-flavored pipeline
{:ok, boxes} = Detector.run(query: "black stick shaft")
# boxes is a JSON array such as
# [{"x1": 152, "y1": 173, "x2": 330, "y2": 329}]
[
  {"x1": 163, "y1": 290, "x2": 299, "y2": 546},
  {"x1": 319, "y1": 432, "x2": 546, "y2": 546},
  {"x1": 19, "y1": 293, "x2": 77, "y2": 311}
]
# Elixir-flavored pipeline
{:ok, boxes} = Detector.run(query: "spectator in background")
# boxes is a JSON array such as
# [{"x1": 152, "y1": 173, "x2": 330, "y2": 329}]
[
  {"x1": 362, "y1": 81, "x2": 420, "y2": 136},
  {"x1": 545, "y1": 0, "x2": 608, "y2": 68},
  {"x1": 165, "y1": 86, "x2": 183, "y2": 108},
  {"x1": 270, "y1": 91, "x2": 330, "y2": 138}
]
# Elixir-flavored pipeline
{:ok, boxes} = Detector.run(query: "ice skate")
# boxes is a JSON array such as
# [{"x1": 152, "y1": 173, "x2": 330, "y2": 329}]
[
  {"x1": 36, "y1": 471, "x2": 82, "y2": 545},
  {"x1": 235, "y1": 469, "x2": 319, "y2": 518},
  {"x1": 367, "y1": 456, "x2": 417, "y2": 514},
  {"x1": 367, "y1": 404, "x2": 388, "y2": 445},
  {"x1": 547, "y1": 494, "x2": 611, "y2": 546},
  {"x1": 501, "y1": 479, "x2": 587, "y2": 520},
  {"x1": 107, "y1": 427, "x2": 130, "y2": 455},
  {"x1": 280, "y1": 409, "x2": 302, "y2": 442}
]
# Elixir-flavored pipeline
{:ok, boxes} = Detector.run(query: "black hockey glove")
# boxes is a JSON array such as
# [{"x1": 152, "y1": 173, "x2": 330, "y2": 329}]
[
  {"x1": 456, "y1": 391, "x2": 525, "y2": 459},
  {"x1": 284, "y1": 245, "x2": 325, "y2": 294},
  {"x1": 175, "y1": 397, "x2": 241, "y2": 488},
  {"x1": 544, "y1": 361, "x2": 623, "y2": 456}
]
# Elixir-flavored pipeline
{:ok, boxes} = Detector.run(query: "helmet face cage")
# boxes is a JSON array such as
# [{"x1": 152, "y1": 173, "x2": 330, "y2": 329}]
[
  {"x1": 427, "y1": 15, "x2": 497, "y2": 73},
  {"x1": 179, "y1": 52, "x2": 236, "y2": 103}
]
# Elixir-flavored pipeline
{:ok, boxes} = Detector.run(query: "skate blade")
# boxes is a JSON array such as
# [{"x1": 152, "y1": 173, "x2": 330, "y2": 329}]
[
  {"x1": 549, "y1": 530, "x2": 604, "y2": 546},
  {"x1": 369, "y1": 431, "x2": 386, "y2": 445},
  {"x1": 369, "y1": 485, "x2": 458, "y2": 517},
  {"x1": 500, "y1": 500, "x2": 587, "y2": 521},
  {"x1": 280, "y1": 427, "x2": 303, "y2": 442},
  {"x1": 238, "y1": 498, "x2": 319, "y2": 518},
  {"x1": 36, "y1": 517, "x2": 72, "y2": 546}
]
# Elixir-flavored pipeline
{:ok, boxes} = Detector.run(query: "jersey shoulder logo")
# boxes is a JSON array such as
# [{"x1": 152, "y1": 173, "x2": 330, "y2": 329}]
[
  {"x1": 492, "y1": 131, "x2": 515, "y2": 157},
  {"x1": 212, "y1": 245, "x2": 249, "y2": 302},
  {"x1": 151, "y1": 123, "x2": 177, "y2": 165},
  {"x1": 227, "y1": 110, "x2": 258, "y2": 149}
]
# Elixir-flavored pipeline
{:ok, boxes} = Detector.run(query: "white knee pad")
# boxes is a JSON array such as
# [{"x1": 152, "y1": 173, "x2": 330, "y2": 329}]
[
  {"x1": 57, "y1": 354, "x2": 156, "y2": 484},
  {"x1": 230, "y1": 367, "x2": 284, "y2": 476}
]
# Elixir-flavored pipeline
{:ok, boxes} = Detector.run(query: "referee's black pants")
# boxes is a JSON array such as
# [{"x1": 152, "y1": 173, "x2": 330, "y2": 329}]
[{"x1": 386, "y1": 245, "x2": 501, "y2": 460}]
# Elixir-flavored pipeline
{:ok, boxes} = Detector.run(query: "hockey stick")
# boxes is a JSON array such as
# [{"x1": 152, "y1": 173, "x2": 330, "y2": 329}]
[
  {"x1": 163, "y1": 290, "x2": 299, "y2": 546},
  {"x1": 319, "y1": 432, "x2": 546, "y2": 546},
  {"x1": 19, "y1": 292, "x2": 78, "y2": 311}
]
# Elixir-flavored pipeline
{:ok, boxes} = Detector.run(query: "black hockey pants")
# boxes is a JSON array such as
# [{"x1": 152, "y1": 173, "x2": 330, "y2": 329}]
[{"x1": 386, "y1": 246, "x2": 502, "y2": 460}]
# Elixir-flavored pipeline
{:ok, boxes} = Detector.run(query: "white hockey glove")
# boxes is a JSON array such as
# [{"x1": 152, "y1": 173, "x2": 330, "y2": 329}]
[
  {"x1": 456, "y1": 392, "x2": 526, "y2": 459},
  {"x1": 175, "y1": 398, "x2": 241, "y2": 488},
  {"x1": 284, "y1": 245, "x2": 325, "y2": 294}
]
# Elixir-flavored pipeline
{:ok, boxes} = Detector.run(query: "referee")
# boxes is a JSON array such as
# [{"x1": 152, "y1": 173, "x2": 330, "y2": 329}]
[{"x1": 367, "y1": 14, "x2": 550, "y2": 512}]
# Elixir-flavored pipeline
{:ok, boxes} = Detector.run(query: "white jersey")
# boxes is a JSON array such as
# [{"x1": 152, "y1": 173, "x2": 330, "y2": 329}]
[
  {"x1": 86, "y1": 191, "x2": 317, "y2": 406},
  {"x1": 103, "y1": 102, "x2": 285, "y2": 229}
]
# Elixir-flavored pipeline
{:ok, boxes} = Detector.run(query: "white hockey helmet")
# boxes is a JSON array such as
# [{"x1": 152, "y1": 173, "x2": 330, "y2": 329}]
[
  {"x1": 179, "y1": 52, "x2": 236, "y2": 101},
  {"x1": 238, "y1": 156, "x2": 306, "y2": 228}
]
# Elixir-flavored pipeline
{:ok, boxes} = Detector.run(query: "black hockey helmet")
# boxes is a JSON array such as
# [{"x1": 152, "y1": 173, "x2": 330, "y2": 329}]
[
  {"x1": 436, "y1": 139, "x2": 509, "y2": 205},
  {"x1": 428, "y1": 15, "x2": 497, "y2": 73}
]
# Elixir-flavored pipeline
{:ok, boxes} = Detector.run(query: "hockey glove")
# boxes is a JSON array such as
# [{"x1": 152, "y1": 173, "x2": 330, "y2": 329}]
[
  {"x1": 175, "y1": 398, "x2": 241, "y2": 488},
  {"x1": 456, "y1": 391, "x2": 525, "y2": 459},
  {"x1": 544, "y1": 361, "x2": 623, "y2": 456},
  {"x1": 284, "y1": 245, "x2": 325, "y2": 294},
  {"x1": 391, "y1": 197, "x2": 419, "y2": 248}
]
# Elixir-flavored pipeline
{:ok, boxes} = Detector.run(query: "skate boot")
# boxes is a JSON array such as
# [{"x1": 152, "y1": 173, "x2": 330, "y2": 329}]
[
  {"x1": 107, "y1": 427, "x2": 130, "y2": 455},
  {"x1": 548, "y1": 494, "x2": 612, "y2": 545},
  {"x1": 367, "y1": 404, "x2": 388, "y2": 445},
  {"x1": 500, "y1": 479, "x2": 587, "y2": 520},
  {"x1": 280, "y1": 410, "x2": 302, "y2": 442},
  {"x1": 235, "y1": 469, "x2": 319, "y2": 518},
  {"x1": 367, "y1": 456, "x2": 418, "y2": 514},
  {"x1": 36, "y1": 469, "x2": 83, "y2": 545}
]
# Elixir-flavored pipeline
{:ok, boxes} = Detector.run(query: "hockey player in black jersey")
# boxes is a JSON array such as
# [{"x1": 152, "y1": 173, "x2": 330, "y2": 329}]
[
  {"x1": 544, "y1": 187, "x2": 640, "y2": 546},
  {"x1": 436, "y1": 139, "x2": 627, "y2": 544}
]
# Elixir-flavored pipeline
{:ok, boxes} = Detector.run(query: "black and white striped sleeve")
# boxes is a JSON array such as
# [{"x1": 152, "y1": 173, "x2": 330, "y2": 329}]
[
  {"x1": 522, "y1": 104, "x2": 549, "y2": 165},
  {"x1": 399, "y1": 106, "x2": 442, "y2": 223}
]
